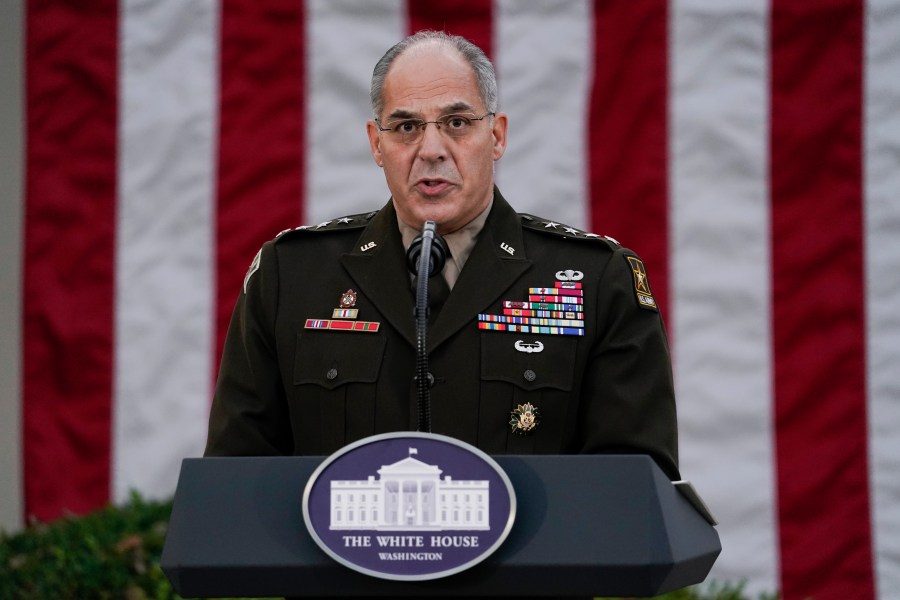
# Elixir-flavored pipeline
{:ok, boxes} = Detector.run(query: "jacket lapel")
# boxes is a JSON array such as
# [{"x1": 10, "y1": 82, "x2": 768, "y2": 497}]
[
  {"x1": 429, "y1": 190, "x2": 532, "y2": 351},
  {"x1": 340, "y1": 203, "x2": 417, "y2": 347},
  {"x1": 340, "y1": 191, "x2": 533, "y2": 352}
]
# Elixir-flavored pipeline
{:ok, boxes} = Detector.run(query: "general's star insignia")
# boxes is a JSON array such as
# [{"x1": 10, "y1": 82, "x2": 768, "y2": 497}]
[{"x1": 543, "y1": 221, "x2": 559, "y2": 229}]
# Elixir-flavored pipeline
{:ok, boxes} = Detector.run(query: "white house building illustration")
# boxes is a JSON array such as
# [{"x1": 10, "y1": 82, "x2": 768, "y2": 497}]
[{"x1": 329, "y1": 449, "x2": 490, "y2": 531}]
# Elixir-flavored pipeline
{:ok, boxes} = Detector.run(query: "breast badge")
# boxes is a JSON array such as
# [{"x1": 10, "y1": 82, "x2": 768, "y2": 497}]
[
  {"x1": 514, "y1": 340, "x2": 544, "y2": 354},
  {"x1": 304, "y1": 289, "x2": 380, "y2": 333},
  {"x1": 509, "y1": 403, "x2": 541, "y2": 435}
]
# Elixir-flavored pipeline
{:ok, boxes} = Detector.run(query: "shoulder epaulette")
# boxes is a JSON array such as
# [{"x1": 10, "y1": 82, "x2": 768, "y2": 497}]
[
  {"x1": 519, "y1": 213, "x2": 621, "y2": 250},
  {"x1": 273, "y1": 210, "x2": 377, "y2": 242}
]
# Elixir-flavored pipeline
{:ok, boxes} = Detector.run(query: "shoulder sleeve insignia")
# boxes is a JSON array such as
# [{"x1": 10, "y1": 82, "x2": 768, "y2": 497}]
[
  {"x1": 625, "y1": 255, "x2": 658, "y2": 311},
  {"x1": 243, "y1": 247, "x2": 262, "y2": 294}
]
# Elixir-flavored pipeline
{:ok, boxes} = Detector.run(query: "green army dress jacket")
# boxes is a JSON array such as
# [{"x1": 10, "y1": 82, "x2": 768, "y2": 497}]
[{"x1": 205, "y1": 189, "x2": 680, "y2": 480}]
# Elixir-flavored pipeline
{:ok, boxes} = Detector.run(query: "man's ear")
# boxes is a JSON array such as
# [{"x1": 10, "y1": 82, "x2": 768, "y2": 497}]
[
  {"x1": 367, "y1": 120, "x2": 384, "y2": 167},
  {"x1": 491, "y1": 112, "x2": 508, "y2": 161}
]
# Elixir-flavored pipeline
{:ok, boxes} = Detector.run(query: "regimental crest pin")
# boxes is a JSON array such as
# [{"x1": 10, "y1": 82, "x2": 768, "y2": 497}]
[
  {"x1": 509, "y1": 403, "x2": 541, "y2": 435},
  {"x1": 339, "y1": 289, "x2": 357, "y2": 308}
]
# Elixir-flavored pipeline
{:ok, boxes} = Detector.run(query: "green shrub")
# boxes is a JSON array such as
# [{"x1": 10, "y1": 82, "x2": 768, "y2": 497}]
[
  {"x1": 1, "y1": 493, "x2": 773, "y2": 599},
  {"x1": 0, "y1": 492, "x2": 175, "y2": 599}
]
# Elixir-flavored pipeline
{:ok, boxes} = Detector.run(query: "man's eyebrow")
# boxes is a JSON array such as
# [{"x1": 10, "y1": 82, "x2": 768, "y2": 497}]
[
  {"x1": 384, "y1": 109, "x2": 418, "y2": 121},
  {"x1": 383, "y1": 102, "x2": 477, "y2": 122},
  {"x1": 441, "y1": 101, "x2": 476, "y2": 114}
]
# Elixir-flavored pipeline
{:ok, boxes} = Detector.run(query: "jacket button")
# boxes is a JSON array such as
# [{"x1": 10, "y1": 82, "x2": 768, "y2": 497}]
[
  {"x1": 523, "y1": 369, "x2": 537, "y2": 382},
  {"x1": 326, "y1": 368, "x2": 338, "y2": 380}
]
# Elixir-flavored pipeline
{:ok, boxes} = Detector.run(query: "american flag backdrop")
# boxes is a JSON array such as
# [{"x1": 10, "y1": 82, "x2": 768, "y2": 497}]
[{"x1": 4, "y1": 0, "x2": 900, "y2": 598}]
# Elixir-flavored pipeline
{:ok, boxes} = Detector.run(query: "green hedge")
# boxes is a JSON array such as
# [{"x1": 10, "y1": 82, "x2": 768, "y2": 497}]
[{"x1": 0, "y1": 494, "x2": 774, "y2": 600}]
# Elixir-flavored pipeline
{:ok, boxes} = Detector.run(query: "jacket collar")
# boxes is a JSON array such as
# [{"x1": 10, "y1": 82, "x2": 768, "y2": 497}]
[{"x1": 340, "y1": 188, "x2": 533, "y2": 351}]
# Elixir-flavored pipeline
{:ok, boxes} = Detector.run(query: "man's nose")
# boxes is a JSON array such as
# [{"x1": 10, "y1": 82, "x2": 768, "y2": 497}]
[{"x1": 416, "y1": 122, "x2": 447, "y2": 161}]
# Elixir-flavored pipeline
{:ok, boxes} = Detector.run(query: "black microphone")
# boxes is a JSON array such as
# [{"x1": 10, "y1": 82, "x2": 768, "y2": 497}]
[
  {"x1": 407, "y1": 224, "x2": 449, "y2": 277},
  {"x1": 406, "y1": 221, "x2": 448, "y2": 433}
]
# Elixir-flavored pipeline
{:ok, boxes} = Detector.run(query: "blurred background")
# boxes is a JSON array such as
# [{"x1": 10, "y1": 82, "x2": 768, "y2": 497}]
[{"x1": 1, "y1": 1, "x2": 898, "y2": 598}]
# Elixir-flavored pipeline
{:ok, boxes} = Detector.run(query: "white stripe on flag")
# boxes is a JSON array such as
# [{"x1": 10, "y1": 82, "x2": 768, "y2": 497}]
[
  {"x1": 305, "y1": 0, "x2": 401, "y2": 223},
  {"x1": 865, "y1": 0, "x2": 900, "y2": 595},
  {"x1": 114, "y1": 0, "x2": 218, "y2": 502},
  {"x1": 494, "y1": 0, "x2": 592, "y2": 229},
  {"x1": 670, "y1": 1, "x2": 778, "y2": 595},
  {"x1": 0, "y1": 0, "x2": 25, "y2": 533}
]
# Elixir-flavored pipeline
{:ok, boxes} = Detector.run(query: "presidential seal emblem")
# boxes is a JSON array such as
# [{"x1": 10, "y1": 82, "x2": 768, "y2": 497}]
[{"x1": 302, "y1": 432, "x2": 516, "y2": 581}]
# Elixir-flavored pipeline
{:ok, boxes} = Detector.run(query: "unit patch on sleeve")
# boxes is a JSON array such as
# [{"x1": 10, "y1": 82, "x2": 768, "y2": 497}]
[{"x1": 625, "y1": 255, "x2": 658, "y2": 311}]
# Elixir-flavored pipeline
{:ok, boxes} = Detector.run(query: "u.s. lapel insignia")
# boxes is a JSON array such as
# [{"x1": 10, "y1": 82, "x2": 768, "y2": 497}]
[
  {"x1": 510, "y1": 403, "x2": 541, "y2": 435},
  {"x1": 305, "y1": 289, "x2": 380, "y2": 332},
  {"x1": 625, "y1": 255, "x2": 658, "y2": 311}
]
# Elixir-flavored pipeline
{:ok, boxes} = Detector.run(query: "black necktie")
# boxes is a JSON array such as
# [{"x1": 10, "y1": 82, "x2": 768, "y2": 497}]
[{"x1": 412, "y1": 268, "x2": 451, "y2": 325}]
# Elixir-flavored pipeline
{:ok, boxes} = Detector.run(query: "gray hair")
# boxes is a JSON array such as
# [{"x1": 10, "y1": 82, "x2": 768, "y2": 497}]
[{"x1": 370, "y1": 31, "x2": 499, "y2": 119}]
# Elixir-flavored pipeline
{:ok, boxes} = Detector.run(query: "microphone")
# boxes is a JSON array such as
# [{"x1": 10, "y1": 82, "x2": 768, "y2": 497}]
[
  {"x1": 407, "y1": 224, "x2": 449, "y2": 277},
  {"x1": 406, "y1": 221, "x2": 448, "y2": 433}
]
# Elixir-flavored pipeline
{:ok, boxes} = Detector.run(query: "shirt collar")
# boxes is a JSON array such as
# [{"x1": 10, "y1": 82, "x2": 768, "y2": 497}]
[{"x1": 397, "y1": 199, "x2": 494, "y2": 288}]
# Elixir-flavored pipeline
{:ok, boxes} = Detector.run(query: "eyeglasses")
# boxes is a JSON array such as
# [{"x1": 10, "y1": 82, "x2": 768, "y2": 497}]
[{"x1": 375, "y1": 112, "x2": 494, "y2": 145}]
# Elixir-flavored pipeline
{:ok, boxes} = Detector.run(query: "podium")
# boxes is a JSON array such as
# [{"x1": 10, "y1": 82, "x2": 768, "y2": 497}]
[{"x1": 161, "y1": 454, "x2": 720, "y2": 597}]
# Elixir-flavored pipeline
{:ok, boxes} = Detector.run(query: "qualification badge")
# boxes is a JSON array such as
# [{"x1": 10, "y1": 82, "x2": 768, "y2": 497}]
[{"x1": 509, "y1": 403, "x2": 541, "y2": 435}]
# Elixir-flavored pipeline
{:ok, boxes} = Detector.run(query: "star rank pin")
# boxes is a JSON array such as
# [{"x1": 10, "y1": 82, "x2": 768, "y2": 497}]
[{"x1": 304, "y1": 289, "x2": 380, "y2": 333}]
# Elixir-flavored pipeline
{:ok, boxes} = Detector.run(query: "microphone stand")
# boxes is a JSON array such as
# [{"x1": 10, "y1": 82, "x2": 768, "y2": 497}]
[{"x1": 410, "y1": 221, "x2": 446, "y2": 433}]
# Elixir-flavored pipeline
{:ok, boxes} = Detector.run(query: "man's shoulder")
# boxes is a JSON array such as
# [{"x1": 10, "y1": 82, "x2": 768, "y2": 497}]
[
  {"x1": 269, "y1": 210, "x2": 379, "y2": 245},
  {"x1": 517, "y1": 213, "x2": 622, "y2": 252}
]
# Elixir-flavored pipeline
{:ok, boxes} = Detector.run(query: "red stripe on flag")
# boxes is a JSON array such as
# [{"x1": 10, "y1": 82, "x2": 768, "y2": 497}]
[
  {"x1": 215, "y1": 0, "x2": 306, "y2": 367},
  {"x1": 770, "y1": 2, "x2": 874, "y2": 598},
  {"x1": 23, "y1": 1, "x2": 119, "y2": 521},
  {"x1": 588, "y1": 1, "x2": 670, "y2": 318},
  {"x1": 407, "y1": 0, "x2": 494, "y2": 59}
]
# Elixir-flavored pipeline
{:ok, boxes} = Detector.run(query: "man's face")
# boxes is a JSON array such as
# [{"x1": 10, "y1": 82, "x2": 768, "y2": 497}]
[{"x1": 367, "y1": 44, "x2": 507, "y2": 235}]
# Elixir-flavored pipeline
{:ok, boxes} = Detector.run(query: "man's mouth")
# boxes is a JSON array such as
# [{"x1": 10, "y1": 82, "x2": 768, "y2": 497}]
[{"x1": 416, "y1": 178, "x2": 453, "y2": 196}]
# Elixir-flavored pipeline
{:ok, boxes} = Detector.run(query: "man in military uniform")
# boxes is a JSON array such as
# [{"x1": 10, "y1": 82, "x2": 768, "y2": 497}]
[{"x1": 205, "y1": 31, "x2": 679, "y2": 481}]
